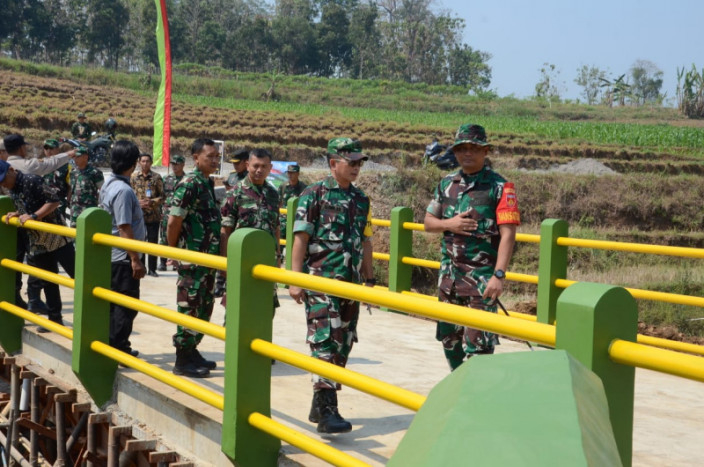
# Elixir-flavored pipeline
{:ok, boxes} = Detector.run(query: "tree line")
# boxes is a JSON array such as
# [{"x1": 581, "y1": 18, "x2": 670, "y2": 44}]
[{"x1": 0, "y1": 0, "x2": 492, "y2": 91}]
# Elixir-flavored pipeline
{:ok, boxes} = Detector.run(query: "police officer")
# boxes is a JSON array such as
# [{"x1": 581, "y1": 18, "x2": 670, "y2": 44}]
[
  {"x1": 69, "y1": 146, "x2": 104, "y2": 227},
  {"x1": 167, "y1": 139, "x2": 222, "y2": 378},
  {"x1": 423, "y1": 123, "x2": 521, "y2": 370},
  {"x1": 289, "y1": 137, "x2": 374, "y2": 434},
  {"x1": 71, "y1": 112, "x2": 92, "y2": 141},
  {"x1": 158, "y1": 155, "x2": 186, "y2": 271}
]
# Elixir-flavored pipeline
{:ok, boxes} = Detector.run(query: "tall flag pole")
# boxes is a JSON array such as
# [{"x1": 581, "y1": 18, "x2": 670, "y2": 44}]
[{"x1": 152, "y1": 0, "x2": 172, "y2": 166}]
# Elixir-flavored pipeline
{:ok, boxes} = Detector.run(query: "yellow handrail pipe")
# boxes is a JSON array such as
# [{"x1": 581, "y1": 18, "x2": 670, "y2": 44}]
[
  {"x1": 373, "y1": 252, "x2": 390, "y2": 262},
  {"x1": 1, "y1": 259, "x2": 75, "y2": 289},
  {"x1": 251, "y1": 339, "x2": 425, "y2": 412},
  {"x1": 90, "y1": 340, "x2": 225, "y2": 409},
  {"x1": 92, "y1": 233, "x2": 227, "y2": 271},
  {"x1": 2, "y1": 216, "x2": 76, "y2": 239},
  {"x1": 557, "y1": 236, "x2": 704, "y2": 259},
  {"x1": 248, "y1": 413, "x2": 371, "y2": 467},
  {"x1": 0, "y1": 302, "x2": 73, "y2": 339},
  {"x1": 92, "y1": 287, "x2": 226, "y2": 341},
  {"x1": 609, "y1": 339, "x2": 704, "y2": 383},
  {"x1": 252, "y1": 266, "x2": 556, "y2": 347}
]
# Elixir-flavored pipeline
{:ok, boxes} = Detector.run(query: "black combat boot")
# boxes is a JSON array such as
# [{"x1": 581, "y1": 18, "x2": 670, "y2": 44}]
[
  {"x1": 38, "y1": 314, "x2": 64, "y2": 333},
  {"x1": 192, "y1": 348, "x2": 217, "y2": 370},
  {"x1": 173, "y1": 348, "x2": 210, "y2": 378},
  {"x1": 309, "y1": 390, "x2": 324, "y2": 423},
  {"x1": 315, "y1": 389, "x2": 352, "y2": 434}
]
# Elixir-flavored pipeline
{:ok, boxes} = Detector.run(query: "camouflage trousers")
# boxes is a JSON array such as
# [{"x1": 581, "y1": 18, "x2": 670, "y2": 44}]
[
  {"x1": 437, "y1": 283, "x2": 499, "y2": 371},
  {"x1": 172, "y1": 265, "x2": 215, "y2": 350},
  {"x1": 305, "y1": 290, "x2": 359, "y2": 390},
  {"x1": 158, "y1": 213, "x2": 168, "y2": 247}
]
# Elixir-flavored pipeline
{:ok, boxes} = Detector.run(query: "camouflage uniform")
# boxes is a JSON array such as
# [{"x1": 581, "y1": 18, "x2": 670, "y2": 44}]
[
  {"x1": 225, "y1": 170, "x2": 247, "y2": 189},
  {"x1": 159, "y1": 173, "x2": 185, "y2": 247},
  {"x1": 169, "y1": 168, "x2": 221, "y2": 350},
  {"x1": 294, "y1": 175, "x2": 372, "y2": 390},
  {"x1": 220, "y1": 176, "x2": 280, "y2": 307},
  {"x1": 278, "y1": 180, "x2": 307, "y2": 238},
  {"x1": 426, "y1": 165, "x2": 520, "y2": 368},
  {"x1": 44, "y1": 164, "x2": 71, "y2": 220},
  {"x1": 69, "y1": 165, "x2": 104, "y2": 227},
  {"x1": 71, "y1": 121, "x2": 92, "y2": 139}
]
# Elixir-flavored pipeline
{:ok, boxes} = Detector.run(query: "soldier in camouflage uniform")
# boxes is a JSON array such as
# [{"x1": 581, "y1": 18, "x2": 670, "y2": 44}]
[
  {"x1": 223, "y1": 148, "x2": 249, "y2": 190},
  {"x1": 167, "y1": 139, "x2": 222, "y2": 378},
  {"x1": 71, "y1": 112, "x2": 92, "y2": 141},
  {"x1": 424, "y1": 123, "x2": 520, "y2": 371},
  {"x1": 289, "y1": 137, "x2": 374, "y2": 434},
  {"x1": 278, "y1": 164, "x2": 307, "y2": 242},
  {"x1": 158, "y1": 155, "x2": 186, "y2": 271},
  {"x1": 41, "y1": 139, "x2": 70, "y2": 219},
  {"x1": 69, "y1": 146, "x2": 104, "y2": 227},
  {"x1": 220, "y1": 148, "x2": 280, "y2": 310}
]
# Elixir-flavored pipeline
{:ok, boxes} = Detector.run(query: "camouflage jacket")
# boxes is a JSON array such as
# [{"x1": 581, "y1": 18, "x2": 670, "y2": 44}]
[
  {"x1": 162, "y1": 173, "x2": 184, "y2": 216},
  {"x1": 44, "y1": 164, "x2": 71, "y2": 215},
  {"x1": 69, "y1": 165, "x2": 104, "y2": 227},
  {"x1": 169, "y1": 168, "x2": 221, "y2": 257},
  {"x1": 426, "y1": 166, "x2": 519, "y2": 296},
  {"x1": 278, "y1": 181, "x2": 307, "y2": 235},
  {"x1": 226, "y1": 170, "x2": 248, "y2": 189},
  {"x1": 71, "y1": 121, "x2": 92, "y2": 139},
  {"x1": 9, "y1": 171, "x2": 68, "y2": 256},
  {"x1": 221, "y1": 177, "x2": 280, "y2": 240},
  {"x1": 293, "y1": 176, "x2": 371, "y2": 282},
  {"x1": 131, "y1": 169, "x2": 164, "y2": 223}
]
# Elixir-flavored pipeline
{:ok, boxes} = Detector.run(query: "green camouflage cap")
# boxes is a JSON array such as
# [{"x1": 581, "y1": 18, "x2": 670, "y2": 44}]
[
  {"x1": 287, "y1": 164, "x2": 300, "y2": 173},
  {"x1": 452, "y1": 123, "x2": 492, "y2": 149},
  {"x1": 43, "y1": 138, "x2": 60, "y2": 149},
  {"x1": 75, "y1": 146, "x2": 89, "y2": 157},
  {"x1": 77, "y1": 112, "x2": 86, "y2": 118},
  {"x1": 171, "y1": 154, "x2": 186, "y2": 164},
  {"x1": 327, "y1": 137, "x2": 367, "y2": 161}
]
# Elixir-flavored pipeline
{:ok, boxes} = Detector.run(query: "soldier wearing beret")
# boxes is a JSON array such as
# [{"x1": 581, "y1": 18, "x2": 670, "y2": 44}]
[
  {"x1": 424, "y1": 123, "x2": 521, "y2": 370},
  {"x1": 289, "y1": 137, "x2": 374, "y2": 434}
]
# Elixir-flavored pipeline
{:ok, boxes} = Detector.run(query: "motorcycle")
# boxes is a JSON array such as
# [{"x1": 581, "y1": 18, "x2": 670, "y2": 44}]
[
  {"x1": 64, "y1": 119, "x2": 117, "y2": 167},
  {"x1": 423, "y1": 138, "x2": 458, "y2": 170}
]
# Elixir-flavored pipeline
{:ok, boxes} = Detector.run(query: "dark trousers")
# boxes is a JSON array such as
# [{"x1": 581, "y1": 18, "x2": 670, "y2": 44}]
[
  {"x1": 145, "y1": 222, "x2": 160, "y2": 272},
  {"x1": 26, "y1": 251, "x2": 61, "y2": 319},
  {"x1": 28, "y1": 242, "x2": 76, "y2": 304},
  {"x1": 109, "y1": 261, "x2": 140, "y2": 352}
]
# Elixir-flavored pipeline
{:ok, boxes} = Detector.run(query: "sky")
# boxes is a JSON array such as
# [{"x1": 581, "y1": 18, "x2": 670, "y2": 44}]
[{"x1": 439, "y1": 0, "x2": 704, "y2": 102}]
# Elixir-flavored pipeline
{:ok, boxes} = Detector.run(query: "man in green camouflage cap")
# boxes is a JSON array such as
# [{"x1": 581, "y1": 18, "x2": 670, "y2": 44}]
[
  {"x1": 424, "y1": 123, "x2": 521, "y2": 371},
  {"x1": 289, "y1": 137, "x2": 374, "y2": 434},
  {"x1": 278, "y1": 163, "x2": 307, "y2": 247},
  {"x1": 69, "y1": 146, "x2": 104, "y2": 227},
  {"x1": 71, "y1": 112, "x2": 92, "y2": 141},
  {"x1": 167, "y1": 139, "x2": 222, "y2": 378},
  {"x1": 158, "y1": 154, "x2": 186, "y2": 271},
  {"x1": 219, "y1": 148, "x2": 280, "y2": 311}
]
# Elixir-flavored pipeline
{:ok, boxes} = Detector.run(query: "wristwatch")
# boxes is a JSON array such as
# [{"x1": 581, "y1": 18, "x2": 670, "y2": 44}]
[
  {"x1": 493, "y1": 269, "x2": 506, "y2": 279},
  {"x1": 30, "y1": 213, "x2": 38, "y2": 221}
]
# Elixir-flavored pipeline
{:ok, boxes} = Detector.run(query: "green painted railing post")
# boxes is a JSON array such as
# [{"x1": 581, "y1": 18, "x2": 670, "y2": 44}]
[
  {"x1": 72, "y1": 207, "x2": 116, "y2": 406},
  {"x1": 388, "y1": 206, "x2": 413, "y2": 294},
  {"x1": 0, "y1": 196, "x2": 22, "y2": 354},
  {"x1": 555, "y1": 282, "x2": 637, "y2": 467},
  {"x1": 536, "y1": 219, "x2": 568, "y2": 325},
  {"x1": 222, "y1": 228, "x2": 280, "y2": 465},
  {"x1": 285, "y1": 196, "x2": 298, "y2": 271}
]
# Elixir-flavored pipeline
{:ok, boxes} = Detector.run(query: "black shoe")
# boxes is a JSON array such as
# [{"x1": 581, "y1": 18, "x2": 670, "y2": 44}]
[
  {"x1": 38, "y1": 315, "x2": 64, "y2": 333},
  {"x1": 192, "y1": 348, "x2": 216, "y2": 370},
  {"x1": 147, "y1": 270, "x2": 159, "y2": 277},
  {"x1": 28, "y1": 300, "x2": 49, "y2": 315},
  {"x1": 122, "y1": 348, "x2": 139, "y2": 357},
  {"x1": 173, "y1": 348, "x2": 210, "y2": 378},
  {"x1": 157, "y1": 264, "x2": 167, "y2": 272},
  {"x1": 310, "y1": 389, "x2": 352, "y2": 433}
]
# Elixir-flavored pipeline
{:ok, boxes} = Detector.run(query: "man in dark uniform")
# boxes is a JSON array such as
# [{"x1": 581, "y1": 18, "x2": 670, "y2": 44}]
[
  {"x1": 223, "y1": 148, "x2": 249, "y2": 190},
  {"x1": 424, "y1": 123, "x2": 521, "y2": 371},
  {"x1": 278, "y1": 164, "x2": 307, "y2": 245},
  {"x1": 71, "y1": 112, "x2": 92, "y2": 141},
  {"x1": 167, "y1": 139, "x2": 222, "y2": 378}
]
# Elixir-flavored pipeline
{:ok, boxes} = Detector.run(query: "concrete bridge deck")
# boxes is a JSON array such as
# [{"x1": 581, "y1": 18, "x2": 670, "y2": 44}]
[{"x1": 17, "y1": 270, "x2": 704, "y2": 466}]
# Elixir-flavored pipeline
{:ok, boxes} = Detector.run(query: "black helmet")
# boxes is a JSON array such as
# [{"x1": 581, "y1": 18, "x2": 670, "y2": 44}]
[{"x1": 105, "y1": 118, "x2": 117, "y2": 132}]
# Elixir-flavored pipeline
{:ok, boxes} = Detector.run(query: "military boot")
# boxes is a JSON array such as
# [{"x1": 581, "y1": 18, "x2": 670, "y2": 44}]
[
  {"x1": 315, "y1": 389, "x2": 352, "y2": 434},
  {"x1": 308, "y1": 390, "x2": 324, "y2": 423},
  {"x1": 192, "y1": 348, "x2": 217, "y2": 370},
  {"x1": 173, "y1": 348, "x2": 210, "y2": 378}
]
